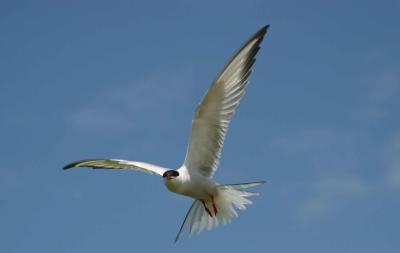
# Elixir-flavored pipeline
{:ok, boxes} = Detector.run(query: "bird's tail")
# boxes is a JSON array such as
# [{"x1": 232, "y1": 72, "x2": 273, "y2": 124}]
[{"x1": 174, "y1": 181, "x2": 266, "y2": 242}]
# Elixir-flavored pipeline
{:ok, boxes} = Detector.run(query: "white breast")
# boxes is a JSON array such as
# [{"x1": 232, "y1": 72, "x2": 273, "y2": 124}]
[{"x1": 164, "y1": 167, "x2": 216, "y2": 200}]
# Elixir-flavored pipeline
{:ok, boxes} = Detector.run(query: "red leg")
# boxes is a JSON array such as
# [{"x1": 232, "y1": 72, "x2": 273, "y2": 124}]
[
  {"x1": 201, "y1": 200, "x2": 213, "y2": 217},
  {"x1": 211, "y1": 195, "x2": 218, "y2": 216}
]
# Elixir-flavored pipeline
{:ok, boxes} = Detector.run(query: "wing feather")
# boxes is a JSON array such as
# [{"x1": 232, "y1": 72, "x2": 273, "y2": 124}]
[
  {"x1": 63, "y1": 159, "x2": 167, "y2": 176},
  {"x1": 183, "y1": 25, "x2": 269, "y2": 177}
]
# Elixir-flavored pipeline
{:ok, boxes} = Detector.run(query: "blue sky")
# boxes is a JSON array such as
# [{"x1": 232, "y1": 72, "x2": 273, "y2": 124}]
[{"x1": 1, "y1": 0, "x2": 399, "y2": 252}]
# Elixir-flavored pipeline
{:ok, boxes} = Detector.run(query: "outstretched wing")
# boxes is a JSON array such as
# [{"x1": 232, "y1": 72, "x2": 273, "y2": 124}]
[
  {"x1": 183, "y1": 25, "x2": 269, "y2": 178},
  {"x1": 63, "y1": 159, "x2": 167, "y2": 176}
]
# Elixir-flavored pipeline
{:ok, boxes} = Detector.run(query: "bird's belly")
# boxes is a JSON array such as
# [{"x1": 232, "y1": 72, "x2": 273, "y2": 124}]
[{"x1": 165, "y1": 178, "x2": 215, "y2": 200}]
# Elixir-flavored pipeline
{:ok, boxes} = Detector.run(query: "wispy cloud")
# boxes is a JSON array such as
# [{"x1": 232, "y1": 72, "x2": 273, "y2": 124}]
[
  {"x1": 384, "y1": 133, "x2": 400, "y2": 190},
  {"x1": 272, "y1": 129, "x2": 352, "y2": 155},
  {"x1": 365, "y1": 68, "x2": 400, "y2": 190},
  {"x1": 272, "y1": 129, "x2": 369, "y2": 223},
  {"x1": 272, "y1": 128, "x2": 357, "y2": 173},
  {"x1": 68, "y1": 67, "x2": 194, "y2": 131},
  {"x1": 71, "y1": 106, "x2": 134, "y2": 130},
  {"x1": 368, "y1": 69, "x2": 400, "y2": 104},
  {"x1": 296, "y1": 177, "x2": 368, "y2": 223},
  {"x1": 277, "y1": 121, "x2": 400, "y2": 223},
  {"x1": 362, "y1": 68, "x2": 400, "y2": 120}
]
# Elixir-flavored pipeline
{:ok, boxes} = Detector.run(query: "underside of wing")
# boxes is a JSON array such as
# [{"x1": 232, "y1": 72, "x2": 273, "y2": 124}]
[
  {"x1": 183, "y1": 25, "x2": 269, "y2": 178},
  {"x1": 63, "y1": 159, "x2": 167, "y2": 176}
]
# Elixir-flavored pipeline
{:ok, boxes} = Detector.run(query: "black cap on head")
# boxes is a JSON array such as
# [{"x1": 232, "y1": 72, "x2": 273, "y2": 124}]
[{"x1": 163, "y1": 170, "x2": 179, "y2": 178}]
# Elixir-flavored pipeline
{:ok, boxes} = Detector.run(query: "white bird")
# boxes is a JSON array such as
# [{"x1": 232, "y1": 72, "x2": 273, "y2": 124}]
[{"x1": 63, "y1": 25, "x2": 270, "y2": 242}]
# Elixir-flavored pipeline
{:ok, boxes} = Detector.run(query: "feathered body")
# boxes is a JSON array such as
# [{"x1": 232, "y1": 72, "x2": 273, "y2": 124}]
[{"x1": 165, "y1": 166, "x2": 217, "y2": 200}]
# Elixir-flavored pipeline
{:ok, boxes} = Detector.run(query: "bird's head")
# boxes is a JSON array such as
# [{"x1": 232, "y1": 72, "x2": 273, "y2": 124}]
[{"x1": 163, "y1": 170, "x2": 179, "y2": 181}]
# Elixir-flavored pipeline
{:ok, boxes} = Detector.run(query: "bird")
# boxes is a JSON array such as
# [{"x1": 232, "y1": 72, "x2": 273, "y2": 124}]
[{"x1": 63, "y1": 25, "x2": 270, "y2": 242}]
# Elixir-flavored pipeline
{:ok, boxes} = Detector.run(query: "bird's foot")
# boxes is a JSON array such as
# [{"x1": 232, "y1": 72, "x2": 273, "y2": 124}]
[
  {"x1": 211, "y1": 195, "x2": 218, "y2": 216},
  {"x1": 201, "y1": 200, "x2": 213, "y2": 217}
]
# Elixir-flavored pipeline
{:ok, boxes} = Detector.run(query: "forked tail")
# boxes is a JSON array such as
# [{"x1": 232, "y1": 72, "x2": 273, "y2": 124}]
[{"x1": 174, "y1": 181, "x2": 266, "y2": 242}]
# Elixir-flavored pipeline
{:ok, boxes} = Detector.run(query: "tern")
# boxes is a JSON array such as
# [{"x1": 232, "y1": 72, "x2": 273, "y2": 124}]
[{"x1": 64, "y1": 25, "x2": 270, "y2": 242}]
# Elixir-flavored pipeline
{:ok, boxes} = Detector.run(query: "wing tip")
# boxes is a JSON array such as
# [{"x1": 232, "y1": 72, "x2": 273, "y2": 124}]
[
  {"x1": 62, "y1": 163, "x2": 76, "y2": 170},
  {"x1": 254, "y1": 24, "x2": 269, "y2": 36},
  {"x1": 62, "y1": 161, "x2": 80, "y2": 170},
  {"x1": 62, "y1": 159, "x2": 99, "y2": 170},
  {"x1": 253, "y1": 24, "x2": 270, "y2": 42}
]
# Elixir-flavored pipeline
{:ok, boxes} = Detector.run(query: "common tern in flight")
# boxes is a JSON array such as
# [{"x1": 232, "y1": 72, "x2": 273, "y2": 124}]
[{"x1": 64, "y1": 25, "x2": 270, "y2": 242}]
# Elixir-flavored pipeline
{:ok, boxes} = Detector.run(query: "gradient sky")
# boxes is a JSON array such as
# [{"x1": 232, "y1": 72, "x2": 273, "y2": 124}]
[{"x1": 1, "y1": 1, "x2": 399, "y2": 252}]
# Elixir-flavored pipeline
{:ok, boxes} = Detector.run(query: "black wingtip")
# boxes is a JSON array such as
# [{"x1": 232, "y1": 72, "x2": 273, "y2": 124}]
[
  {"x1": 62, "y1": 162, "x2": 76, "y2": 170},
  {"x1": 62, "y1": 160, "x2": 88, "y2": 170},
  {"x1": 243, "y1": 24, "x2": 269, "y2": 49},
  {"x1": 257, "y1": 24, "x2": 270, "y2": 37},
  {"x1": 62, "y1": 158, "x2": 100, "y2": 170}
]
